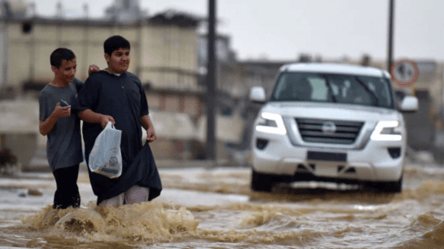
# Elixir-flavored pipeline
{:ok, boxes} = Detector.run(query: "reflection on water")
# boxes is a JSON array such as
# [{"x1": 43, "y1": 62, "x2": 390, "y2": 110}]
[{"x1": 0, "y1": 166, "x2": 444, "y2": 248}]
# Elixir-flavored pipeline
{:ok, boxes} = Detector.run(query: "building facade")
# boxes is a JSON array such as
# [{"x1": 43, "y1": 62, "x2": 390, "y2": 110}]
[{"x1": 0, "y1": 12, "x2": 200, "y2": 97}]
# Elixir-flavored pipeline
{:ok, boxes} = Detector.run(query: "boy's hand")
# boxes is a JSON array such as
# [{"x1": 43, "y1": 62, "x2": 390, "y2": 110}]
[
  {"x1": 53, "y1": 102, "x2": 71, "y2": 118},
  {"x1": 88, "y1": 64, "x2": 100, "y2": 76},
  {"x1": 100, "y1": 115, "x2": 115, "y2": 128},
  {"x1": 146, "y1": 126, "x2": 157, "y2": 142}
]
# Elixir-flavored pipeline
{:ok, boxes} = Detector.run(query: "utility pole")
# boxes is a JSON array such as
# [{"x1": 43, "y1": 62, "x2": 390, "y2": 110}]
[
  {"x1": 206, "y1": 0, "x2": 217, "y2": 161},
  {"x1": 1, "y1": 0, "x2": 9, "y2": 93},
  {"x1": 441, "y1": 63, "x2": 444, "y2": 126},
  {"x1": 387, "y1": 0, "x2": 394, "y2": 71}
]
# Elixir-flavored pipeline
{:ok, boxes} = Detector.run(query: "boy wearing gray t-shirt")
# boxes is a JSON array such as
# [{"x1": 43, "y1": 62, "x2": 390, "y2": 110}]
[{"x1": 38, "y1": 48, "x2": 83, "y2": 209}]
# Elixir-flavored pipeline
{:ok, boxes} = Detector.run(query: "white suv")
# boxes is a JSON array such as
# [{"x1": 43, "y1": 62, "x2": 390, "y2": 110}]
[{"x1": 249, "y1": 63, "x2": 418, "y2": 193}]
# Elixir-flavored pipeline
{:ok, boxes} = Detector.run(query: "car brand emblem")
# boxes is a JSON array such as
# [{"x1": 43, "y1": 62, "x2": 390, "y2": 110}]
[{"x1": 322, "y1": 121, "x2": 336, "y2": 134}]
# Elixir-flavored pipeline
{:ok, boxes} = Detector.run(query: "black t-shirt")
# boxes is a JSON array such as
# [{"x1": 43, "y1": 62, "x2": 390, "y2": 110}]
[{"x1": 77, "y1": 71, "x2": 161, "y2": 203}]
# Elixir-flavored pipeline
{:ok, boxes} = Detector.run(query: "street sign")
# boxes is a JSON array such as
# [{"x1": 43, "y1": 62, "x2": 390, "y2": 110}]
[{"x1": 390, "y1": 60, "x2": 419, "y2": 87}]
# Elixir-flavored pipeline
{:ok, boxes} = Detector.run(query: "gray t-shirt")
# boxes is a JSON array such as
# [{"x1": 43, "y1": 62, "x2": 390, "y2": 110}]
[{"x1": 38, "y1": 78, "x2": 84, "y2": 171}]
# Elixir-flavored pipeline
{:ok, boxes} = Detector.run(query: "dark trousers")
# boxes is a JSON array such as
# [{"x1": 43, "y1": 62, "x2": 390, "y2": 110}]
[{"x1": 52, "y1": 164, "x2": 81, "y2": 209}]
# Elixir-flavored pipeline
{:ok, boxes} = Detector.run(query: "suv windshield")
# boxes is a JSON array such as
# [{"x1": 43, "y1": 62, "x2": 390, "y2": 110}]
[{"x1": 270, "y1": 72, "x2": 395, "y2": 109}]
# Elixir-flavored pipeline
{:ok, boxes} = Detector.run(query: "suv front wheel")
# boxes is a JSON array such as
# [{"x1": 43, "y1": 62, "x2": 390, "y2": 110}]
[
  {"x1": 368, "y1": 175, "x2": 403, "y2": 193},
  {"x1": 251, "y1": 170, "x2": 274, "y2": 192},
  {"x1": 379, "y1": 176, "x2": 403, "y2": 193}
]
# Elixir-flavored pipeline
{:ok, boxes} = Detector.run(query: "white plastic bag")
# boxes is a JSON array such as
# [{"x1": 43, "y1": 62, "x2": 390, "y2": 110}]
[{"x1": 88, "y1": 122, "x2": 122, "y2": 178}]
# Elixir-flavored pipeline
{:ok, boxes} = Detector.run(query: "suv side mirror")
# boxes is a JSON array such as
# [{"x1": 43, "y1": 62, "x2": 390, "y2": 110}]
[
  {"x1": 400, "y1": 96, "x2": 418, "y2": 113},
  {"x1": 249, "y1": 86, "x2": 266, "y2": 104}
]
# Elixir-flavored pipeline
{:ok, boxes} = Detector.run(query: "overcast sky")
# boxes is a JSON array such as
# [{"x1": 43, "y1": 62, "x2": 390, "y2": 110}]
[{"x1": 30, "y1": 0, "x2": 444, "y2": 62}]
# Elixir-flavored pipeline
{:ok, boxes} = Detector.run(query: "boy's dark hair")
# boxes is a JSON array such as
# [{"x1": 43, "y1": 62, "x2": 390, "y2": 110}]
[
  {"x1": 50, "y1": 48, "x2": 76, "y2": 68},
  {"x1": 104, "y1": 35, "x2": 130, "y2": 55}
]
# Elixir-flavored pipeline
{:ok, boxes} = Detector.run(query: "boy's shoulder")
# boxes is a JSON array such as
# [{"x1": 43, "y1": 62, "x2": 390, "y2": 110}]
[
  {"x1": 86, "y1": 71, "x2": 128, "y2": 88},
  {"x1": 125, "y1": 71, "x2": 137, "y2": 78},
  {"x1": 38, "y1": 83, "x2": 53, "y2": 98},
  {"x1": 126, "y1": 71, "x2": 139, "y2": 79},
  {"x1": 70, "y1": 77, "x2": 84, "y2": 92},
  {"x1": 86, "y1": 70, "x2": 108, "y2": 81},
  {"x1": 72, "y1": 77, "x2": 84, "y2": 85},
  {"x1": 125, "y1": 71, "x2": 142, "y2": 84}
]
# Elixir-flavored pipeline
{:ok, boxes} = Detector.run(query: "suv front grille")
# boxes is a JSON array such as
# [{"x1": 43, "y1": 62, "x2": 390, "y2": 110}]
[{"x1": 295, "y1": 118, "x2": 364, "y2": 145}]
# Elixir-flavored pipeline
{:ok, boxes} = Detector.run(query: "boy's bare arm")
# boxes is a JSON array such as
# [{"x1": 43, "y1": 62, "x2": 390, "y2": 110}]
[
  {"x1": 39, "y1": 102, "x2": 71, "y2": 136},
  {"x1": 78, "y1": 109, "x2": 115, "y2": 128}
]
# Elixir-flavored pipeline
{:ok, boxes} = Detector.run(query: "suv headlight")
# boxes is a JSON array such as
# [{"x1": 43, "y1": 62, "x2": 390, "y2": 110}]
[
  {"x1": 370, "y1": 120, "x2": 402, "y2": 141},
  {"x1": 255, "y1": 112, "x2": 287, "y2": 135}
]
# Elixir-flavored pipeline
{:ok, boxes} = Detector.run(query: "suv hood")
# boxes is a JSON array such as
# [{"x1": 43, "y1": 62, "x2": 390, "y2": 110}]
[{"x1": 262, "y1": 102, "x2": 402, "y2": 122}]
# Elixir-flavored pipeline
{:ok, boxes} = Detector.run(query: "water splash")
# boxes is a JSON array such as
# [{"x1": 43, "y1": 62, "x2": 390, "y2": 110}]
[{"x1": 21, "y1": 202, "x2": 200, "y2": 244}]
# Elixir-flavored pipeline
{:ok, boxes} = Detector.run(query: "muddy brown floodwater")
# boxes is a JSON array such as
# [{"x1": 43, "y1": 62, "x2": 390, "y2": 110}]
[{"x1": 1, "y1": 164, "x2": 444, "y2": 248}]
